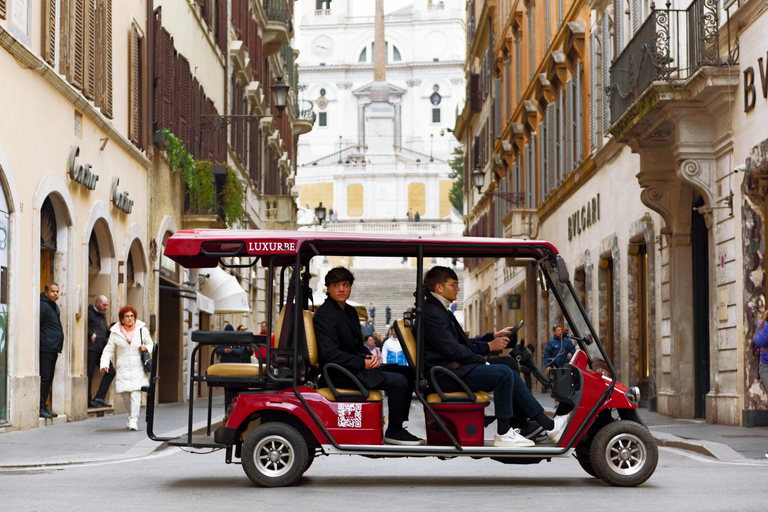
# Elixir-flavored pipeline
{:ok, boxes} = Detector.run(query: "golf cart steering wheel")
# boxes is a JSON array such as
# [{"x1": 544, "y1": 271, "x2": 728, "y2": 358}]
[{"x1": 508, "y1": 320, "x2": 524, "y2": 338}]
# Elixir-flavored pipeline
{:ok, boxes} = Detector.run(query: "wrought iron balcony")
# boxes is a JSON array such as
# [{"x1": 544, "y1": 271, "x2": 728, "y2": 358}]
[
  {"x1": 608, "y1": 0, "x2": 720, "y2": 126},
  {"x1": 293, "y1": 100, "x2": 317, "y2": 136}
]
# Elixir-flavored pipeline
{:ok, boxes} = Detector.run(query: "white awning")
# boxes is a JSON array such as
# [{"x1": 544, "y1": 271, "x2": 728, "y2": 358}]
[{"x1": 200, "y1": 267, "x2": 249, "y2": 313}]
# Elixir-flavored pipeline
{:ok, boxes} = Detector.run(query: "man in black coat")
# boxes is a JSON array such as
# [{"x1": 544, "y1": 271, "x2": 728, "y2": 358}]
[
  {"x1": 421, "y1": 266, "x2": 568, "y2": 447},
  {"x1": 314, "y1": 267, "x2": 423, "y2": 445},
  {"x1": 87, "y1": 295, "x2": 114, "y2": 408},
  {"x1": 40, "y1": 282, "x2": 64, "y2": 419}
]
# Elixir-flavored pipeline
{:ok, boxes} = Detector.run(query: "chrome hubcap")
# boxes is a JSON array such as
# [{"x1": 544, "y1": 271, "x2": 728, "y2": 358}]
[
  {"x1": 604, "y1": 433, "x2": 647, "y2": 476},
  {"x1": 254, "y1": 435, "x2": 294, "y2": 478}
]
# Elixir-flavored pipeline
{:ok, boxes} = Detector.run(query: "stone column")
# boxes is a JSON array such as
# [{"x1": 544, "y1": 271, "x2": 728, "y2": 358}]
[{"x1": 394, "y1": 103, "x2": 401, "y2": 147}]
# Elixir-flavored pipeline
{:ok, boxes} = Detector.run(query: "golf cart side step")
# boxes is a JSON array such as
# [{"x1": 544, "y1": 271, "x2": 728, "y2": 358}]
[{"x1": 167, "y1": 434, "x2": 226, "y2": 449}]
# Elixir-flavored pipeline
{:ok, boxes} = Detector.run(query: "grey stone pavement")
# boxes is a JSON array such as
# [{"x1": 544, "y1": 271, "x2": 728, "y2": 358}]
[{"x1": 1, "y1": 391, "x2": 767, "y2": 468}]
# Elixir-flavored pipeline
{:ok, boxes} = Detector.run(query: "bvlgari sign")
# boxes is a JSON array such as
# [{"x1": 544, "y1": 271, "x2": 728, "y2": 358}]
[
  {"x1": 68, "y1": 146, "x2": 99, "y2": 189},
  {"x1": 568, "y1": 194, "x2": 600, "y2": 241}
]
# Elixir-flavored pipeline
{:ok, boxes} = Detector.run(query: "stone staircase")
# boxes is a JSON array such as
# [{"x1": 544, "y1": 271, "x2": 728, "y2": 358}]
[{"x1": 310, "y1": 267, "x2": 463, "y2": 335}]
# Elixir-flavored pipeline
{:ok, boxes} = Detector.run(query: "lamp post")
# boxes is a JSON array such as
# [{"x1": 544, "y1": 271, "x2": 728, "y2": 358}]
[
  {"x1": 338, "y1": 136, "x2": 343, "y2": 164},
  {"x1": 472, "y1": 166, "x2": 527, "y2": 205},
  {"x1": 429, "y1": 133, "x2": 434, "y2": 162},
  {"x1": 270, "y1": 76, "x2": 290, "y2": 114},
  {"x1": 315, "y1": 202, "x2": 327, "y2": 225},
  {"x1": 472, "y1": 166, "x2": 485, "y2": 192}
]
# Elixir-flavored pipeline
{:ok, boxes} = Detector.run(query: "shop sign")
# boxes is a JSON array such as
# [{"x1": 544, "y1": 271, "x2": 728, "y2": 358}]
[
  {"x1": 568, "y1": 194, "x2": 600, "y2": 241},
  {"x1": 743, "y1": 52, "x2": 768, "y2": 112},
  {"x1": 68, "y1": 146, "x2": 99, "y2": 190},
  {"x1": 111, "y1": 178, "x2": 134, "y2": 214}
]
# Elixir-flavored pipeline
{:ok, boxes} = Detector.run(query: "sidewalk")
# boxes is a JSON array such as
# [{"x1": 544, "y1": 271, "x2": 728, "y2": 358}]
[{"x1": 1, "y1": 392, "x2": 767, "y2": 468}]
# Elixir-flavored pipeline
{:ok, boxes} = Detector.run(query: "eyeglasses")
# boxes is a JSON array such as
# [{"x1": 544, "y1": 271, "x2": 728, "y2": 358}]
[
  {"x1": 440, "y1": 282, "x2": 459, "y2": 288},
  {"x1": 123, "y1": 314, "x2": 136, "y2": 318}
]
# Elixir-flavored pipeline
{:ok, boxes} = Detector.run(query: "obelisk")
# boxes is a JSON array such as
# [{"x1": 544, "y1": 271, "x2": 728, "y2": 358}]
[{"x1": 365, "y1": 0, "x2": 395, "y2": 160}]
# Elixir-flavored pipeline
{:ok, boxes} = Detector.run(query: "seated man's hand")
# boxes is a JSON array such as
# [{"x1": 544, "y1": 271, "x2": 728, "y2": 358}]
[
  {"x1": 488, "y1": 337, "x2": 508, "y2": 352},
  {"x1": 493, "y1": 326, "x2": 513, "y2": 339},
  {"x1": 365, "y1": 355, "x2": 381, "y2": 369}
]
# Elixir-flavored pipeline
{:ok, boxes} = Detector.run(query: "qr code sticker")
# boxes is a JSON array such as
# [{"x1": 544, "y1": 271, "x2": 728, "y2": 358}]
[{"x1": 337, "y1": 403, "x2": 362, "y2": 428}]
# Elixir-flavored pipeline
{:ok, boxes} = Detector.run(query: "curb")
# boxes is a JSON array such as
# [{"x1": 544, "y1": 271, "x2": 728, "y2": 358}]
[
  {"x1": 0, "y1": 418, "x2": 222, "y2": 470},
  {"x1": 650, "y1": 430, "x2": 757, "y2": 462}
]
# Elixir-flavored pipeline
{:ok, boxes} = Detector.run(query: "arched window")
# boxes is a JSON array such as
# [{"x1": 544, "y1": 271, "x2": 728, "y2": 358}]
[
  {"x1": 359, "y1": 47, "x2": 367, "y2": 62},
  {"x1": 393, "y1": 46, "x2": 401, "y2": 61}
]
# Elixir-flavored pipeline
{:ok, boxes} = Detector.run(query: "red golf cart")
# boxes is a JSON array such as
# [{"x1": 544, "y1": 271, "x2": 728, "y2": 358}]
[{"x1": 144, "y1": 230, "x2": 657, "y2": 488}]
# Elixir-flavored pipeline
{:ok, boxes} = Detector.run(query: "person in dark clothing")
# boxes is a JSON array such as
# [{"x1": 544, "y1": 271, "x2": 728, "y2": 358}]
[
  {"x1": 40, "y1": 282, "x2": 64, "y2": 419},
  {"x1": 87, "y1": 295, "x2": 115, "y2": 408},
  {"x1": 314, "y1": 267, "x2": 423, "y2": 446},
  {"x1": 544, "y1": 325, "x2": 576, "y2": 374},
  {"x1": 385, "y1": 304, "x2": 392, "y2": 325},
  {"x1": 421, "y1": 267, "x2": 568, "y2": 447}
]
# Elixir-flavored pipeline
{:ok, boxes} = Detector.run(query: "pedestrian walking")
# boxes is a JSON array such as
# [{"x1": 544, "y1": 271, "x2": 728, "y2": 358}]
[
  {"x1": 87, "y1": 295, "x2": 114, "y2": 408},
  {"x1": 369, "y1": 303, "x2": 376, "y2": 328},
  {"x1": 101, "y1": 305, "x2": 154, "y2": 430},
  {"x1": 39, "y1": 282, "x2": 63, "y2": 419},
  {"x1": 385, "y1": 304, "x2": 392, "y2": 325}
]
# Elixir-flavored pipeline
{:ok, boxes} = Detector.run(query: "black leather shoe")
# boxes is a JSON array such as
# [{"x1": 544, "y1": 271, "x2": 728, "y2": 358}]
[
  {"x1": 40, "y1": 408, "x2": 54, "y2": 419},
  {"x1": 48, "y1": 409, "x2": 58, "y2": 418},
  {"x1": 88, "y1": 399, "x2": 99, "y2": 408},
  {"x1": 94, "y1": 398, "x2": 112, "y2": 408}
]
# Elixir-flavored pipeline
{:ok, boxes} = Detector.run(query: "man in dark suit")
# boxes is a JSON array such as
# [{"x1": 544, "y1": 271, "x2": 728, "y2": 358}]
[
  {"x1": 314, "y1": 267, "x2": 424, "y2": 446},
  {"x1": 421, "y1": 266, "x2": 568, "y2": 447}
]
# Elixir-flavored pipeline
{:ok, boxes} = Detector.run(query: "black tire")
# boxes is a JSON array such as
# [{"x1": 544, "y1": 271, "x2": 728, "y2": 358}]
[
  {"x1": 589, "y1": 420, "x2": 658, "y2": 487},
  {"x1": 242, "y1": 423, "x2": 309, "y2": 487},
  {"x1": 575, "y1": 443, "x2": 598, "y2": 478}
]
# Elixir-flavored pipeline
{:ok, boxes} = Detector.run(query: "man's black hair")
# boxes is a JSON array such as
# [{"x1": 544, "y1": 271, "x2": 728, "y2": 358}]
[
  {"x1": 44, "y1": 281, "x2": 59, "y2": 292},
  {"x1": 423, "y1": 266, "x2": 458, "y2": 292},
  {"x1": 325, "y1": 266, "x2": 355, "y2": 287}
]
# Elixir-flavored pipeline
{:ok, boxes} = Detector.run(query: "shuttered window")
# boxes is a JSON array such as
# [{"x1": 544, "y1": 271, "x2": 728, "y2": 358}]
[
  {"x1": 84, "y1": 0, "x2": 97, "y2": 101},
  {"x1": 557, "y1": 91, "x2": 564, "y2": 184},
  {"x1": 558, "y1": 0, "x2": 563, "y2": 26},
  {"x1": 590, "y1": 31, "x2": 601, "y2": 149},
  {"x1": 546, "y1": 102, "x2": 556, "y2": 194},
  {"x1": 504, "y1": 59, "x2": 511, "y2": 122},
  {"x1": 613, "y1": 0, "x2": 624, "y2": 55},
  {"x1": 216, "y1": 0, "x2": 228, "y2": 54},
  {"x1": 526, "y1": 133, "x2": 536, "y2": 208},
  {"x1": 72, "y1": 0, "x2": 86, "y2": 90},
  {"x1": 630, "y1": 0, "x2": 640, "y2": 35},
  {"x1": 538, "y1": 123, "x2": 546, "y2": 203},
  {"x1": 574, "y1": 64, "x2": 583, "y2": 166},
  {"x1": 515, "y1": 35, "x2": 521, "y2": 102},
  {"x1": 42, "y1": 0, "x2": 57, "y2": 67},
  {"x1": 601, "y1": 14, "x2": 611, "y2": 135},
  {"x1": 545, "y1": 0, "x2": 550, "y2": 51},
  {"x1": 100, "y1": 0, "x2": 113, "y2": 118},
  {"x1": 129, "y1": 23, "x2": 143, "y2": 148},
  {"x1": 528, "y1": 5, "x2": 535, "y2": 80},
  {"x1": 494, "y1": 78, "x2": 502, "y2": 138},
  {"x1": 565, "y1": 78, "x2": 574, "y2": 173}
]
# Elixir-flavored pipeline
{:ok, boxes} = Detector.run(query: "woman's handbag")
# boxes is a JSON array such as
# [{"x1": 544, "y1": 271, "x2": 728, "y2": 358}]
[{"x1": 140, "y1": 328, "x2": 152, "y2": 373}]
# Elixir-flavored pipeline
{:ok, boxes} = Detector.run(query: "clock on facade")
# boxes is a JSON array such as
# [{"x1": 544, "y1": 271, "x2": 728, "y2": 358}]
[{"x1": 312, "y1": 35, "x2": 334, "y2": 59}]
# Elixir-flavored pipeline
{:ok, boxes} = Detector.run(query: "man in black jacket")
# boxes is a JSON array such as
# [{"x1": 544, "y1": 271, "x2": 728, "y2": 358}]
[
  {"x1": 314, "y1": 267, "x2": 424, "y2": 445},
  {"x1": 40, "y1": 282, "x2": 64, "y2": 419},
  {"x1": 87, "y1": 295, "x2": 114, "y2": 408},
  {"x1": 421, "y1": 266, "x2": 568, "y2": 447}
]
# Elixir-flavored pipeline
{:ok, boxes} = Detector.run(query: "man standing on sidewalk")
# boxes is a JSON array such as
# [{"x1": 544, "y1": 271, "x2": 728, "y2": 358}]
[
  {"x1": 40, "y1": 282, "x2": 63, "y2": 419},
  {"x1": 87, "y1": 295, "x2": 114, "y2": 408}
]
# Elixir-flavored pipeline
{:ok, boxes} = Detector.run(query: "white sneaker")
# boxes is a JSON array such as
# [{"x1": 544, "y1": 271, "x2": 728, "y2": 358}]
[
  {"x1": 546, "y1": 415, "x2": 569, "y2": 444},
  {"x1": 127, "y1": 421, "x2": 138, "y2": 431},
  {"x1": 493, "y1": 428, "x2": 535, "y2": 447}
]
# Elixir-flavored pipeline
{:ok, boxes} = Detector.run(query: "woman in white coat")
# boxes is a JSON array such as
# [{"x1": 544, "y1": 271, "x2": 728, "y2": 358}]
[{"x1": 100, "y1": 305, "x2": 153, "y2": 430}]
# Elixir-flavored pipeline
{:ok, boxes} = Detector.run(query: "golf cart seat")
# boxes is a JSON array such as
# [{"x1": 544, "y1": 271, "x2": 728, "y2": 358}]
[
  {"x1": 191, "y1": 331, "x2": 264, "y2": 384},
  {"x1": 393, "y1": 320, "x2": 490, "y2": 404}
]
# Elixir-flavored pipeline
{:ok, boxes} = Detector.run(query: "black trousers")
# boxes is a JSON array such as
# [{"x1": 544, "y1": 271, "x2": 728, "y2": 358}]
[
  {"x1": 377, "y1": 364, "x2": 414, "y2": 431},
  {"x1": 87, "y1": 350, "x2": 115, "y2": 401},
  {"x1": 40, "y1": 350, "x2": 58, "y2": 409}
]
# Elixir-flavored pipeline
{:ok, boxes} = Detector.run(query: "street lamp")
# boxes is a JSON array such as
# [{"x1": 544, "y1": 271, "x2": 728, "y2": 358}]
[
  {"x1": 270, "y1": 76, "x2": 290, "y2": 114},
  {"x1": 314, "y1": 202, "x2": 327, "y2": 225},
  {"x1": 429, "y1": 134, "x2": 434, "y2": 162},
  {"x1": 472, "y1": 166, "x2": 485, "y2": 192},
  {"x1": 338, "y1": 136, "x2": 343, "y2": 164}
]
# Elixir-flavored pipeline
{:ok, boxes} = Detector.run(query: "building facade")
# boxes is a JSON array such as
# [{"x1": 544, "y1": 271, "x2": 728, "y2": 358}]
[
  {"x1": 459, "y1": 0, "x2": 768, "y2": 425},
  {"x1": 295, "y1": 0, "x2": 465, "y2": 238},
  {"x1": 0, "y1": 0, "x2": 310, "y2": 431}
]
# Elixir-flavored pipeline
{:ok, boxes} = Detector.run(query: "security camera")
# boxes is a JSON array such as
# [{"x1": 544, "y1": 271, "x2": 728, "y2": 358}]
[{"x1": 734, "y1": 164, "x2": 746, "y2": 173}]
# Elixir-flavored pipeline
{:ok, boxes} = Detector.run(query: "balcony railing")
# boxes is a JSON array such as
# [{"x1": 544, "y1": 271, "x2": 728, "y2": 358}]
[
  {"x1": 263, "y1": 0, "x2": 292, "y2": 26},
  {"x1": 608, "y1": 0, "x2": 720, "y2": 125},
  {"x1": 296, "y1": 100, "x2": 317, "y2": 123}
]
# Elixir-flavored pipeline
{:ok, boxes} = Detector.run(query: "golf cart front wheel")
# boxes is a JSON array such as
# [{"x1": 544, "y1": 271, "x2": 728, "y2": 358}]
[{"x1": 589, "y1": 420, "x2": 658, "y2": 487}]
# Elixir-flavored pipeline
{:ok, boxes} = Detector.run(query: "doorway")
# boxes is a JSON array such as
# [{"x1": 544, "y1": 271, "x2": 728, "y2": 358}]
[
  {"x1": 599, "y1": 256, "x2": 615, "y2": 366},
  {"x1": 158, "y1": 280, "x2": 181, "y2": 403},
  {"x1": 691, "y1": 198, "x2": 710, "y2": 419}
]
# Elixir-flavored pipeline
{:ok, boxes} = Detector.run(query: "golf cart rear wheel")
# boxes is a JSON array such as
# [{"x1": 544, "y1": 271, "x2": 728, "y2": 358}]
[
  {"x1": 242, "y1": 423, "x2": 309, "y2": 487},
  {"x1": 574, "y1": 443, "x2": 597, "y2": 478},
  {"x1": 589, "y1": 420, "x2": 658, "y2": 487}
]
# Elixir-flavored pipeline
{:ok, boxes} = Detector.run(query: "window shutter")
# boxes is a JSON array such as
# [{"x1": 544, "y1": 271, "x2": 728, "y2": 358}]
[
  {"x1": 129, "y1": 24, "x2": 143, "y2": 147},
  {"x1": 528, "y1": 6, "x2": 535, "y2": 80},
  {"x1": 575, "y1": 64, "x2": 583, "y2": 164},
  {"x1": 613, "y1": 0, "x2": 623, "y2": 55},
  {"x1": 565, "y1": 78, "x2": 573, "y2": 173},
  {"x1": 469, "y1": 73, "x2": 482, "y2": 113},
  {"x1": 84, "y1": 0, "x2": 97, "y2": 100},
  {"x1": 73, "y1": 0, "x2": 86, "y2": 90},
  {"x1": 515, "y1": 36, "x2": 521, "y2": 102},
  {"x1": 216, "y1": 0, "x2": 228, "y2": 54},
  {"x1": 494, "y1": 78, "x2": 502, "y2": 138},
  {"x1": 545, "y1": 0, "x2": 550, "y2": 51},
  {"x1": 558, "y1": 0, "x2": 563, "y2": 26},
  {"x1": 202, "y1": 0, "x2": 213, "y2": 29},
  {"x1": 42, "y1": 0, "x2": 56, "y2": 67},
  {"x1": 538, "y1": 124, "x2": 546, "y2": 203},
  {"x1": 178, "y1": 55, "x2": 190, "y2": 144},
  {"x1": 630, "y1": 0, "x2": 640, "y2": 35},
  {"x1": 590, "y1": 31, "x2": 600, "y2": 148},
  {"x1": 58, "y1": 0, "x2": 70, "y2": 75},
  {"x1": 527, "y1": 133, "x2": 535, "y2": 208},
  {"x1": 601, "y1": 14, "x2": 611, "y2": 134},
  {"x1": 515, "y1": 151, "x2": 522, "y2": 198},
  {"x1": 557, "y1": 91, "x2": 564, "y2": 183},
  {"x1": 546, "y1": 103, "x2": 556, "y2": 194},
  {"x1": 0, "y1": 1, "x2": 6, "y2": 20},
  {"x1": 102, "y1": 0, "x2": 113, "y2": 118},
  {"x1": 504, "y1": 59, "x2": 511, "y2": 121}
]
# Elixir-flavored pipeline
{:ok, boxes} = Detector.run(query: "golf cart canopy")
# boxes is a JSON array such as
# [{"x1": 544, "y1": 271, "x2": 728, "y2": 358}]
[{"x1": 163, "y1": 229, "x2": 560, "y2": 268}]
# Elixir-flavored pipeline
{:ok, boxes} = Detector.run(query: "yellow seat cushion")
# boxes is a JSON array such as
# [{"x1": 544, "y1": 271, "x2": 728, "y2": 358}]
[
  {"x1": 316, "y1": 388, "x2": 382, "y2": 402},
  {"x1": 206, "y1": 363, "x2": 263, "y2": 377},
  {"x1": 427, "y1": 391, "x2": 490, "y2": 403}
]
